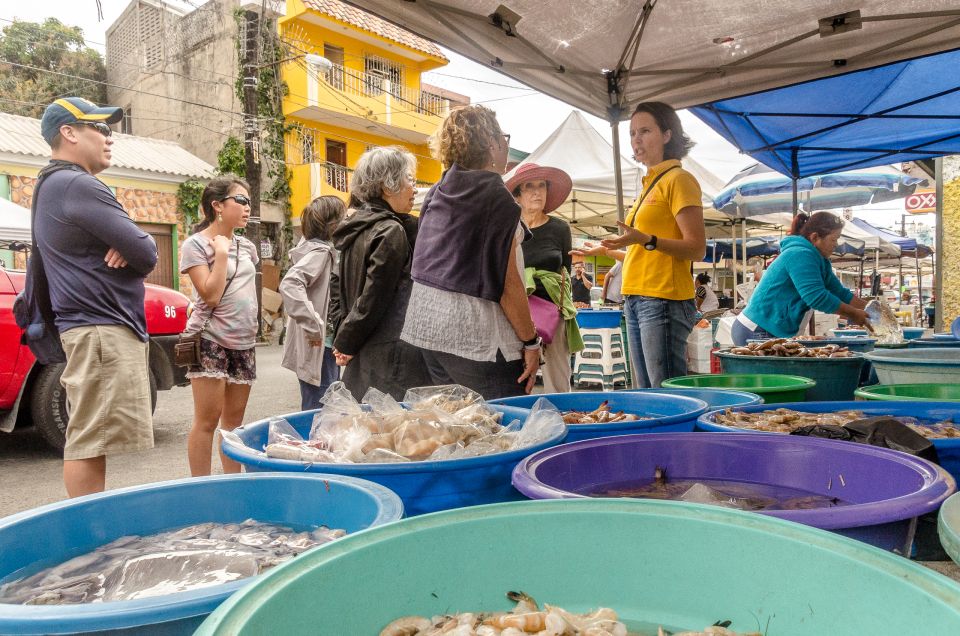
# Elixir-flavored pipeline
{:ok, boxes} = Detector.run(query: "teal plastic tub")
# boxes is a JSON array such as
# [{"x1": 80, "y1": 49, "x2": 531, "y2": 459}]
[
  {"x1": 855, "y1": 383, "x2": 960, "y2": 402},
  {"x1": 865, "y1": 348, "x2": 960, "y2": 384},
  {"x1": 661, "y1": 373, "x2": 814, "y2": 403},
  {"x1": 197, "y1": 500, "x2": 960, "y2": 635},
  {"x1": 940, "y1": 492, "x2": 960, "y2": 567},
  {"x1": 0, "y1": 474, "x2": 402, "y2": 635},
  {"x1": 716, "y1": 351, "x2": 864, "y2": 401}
]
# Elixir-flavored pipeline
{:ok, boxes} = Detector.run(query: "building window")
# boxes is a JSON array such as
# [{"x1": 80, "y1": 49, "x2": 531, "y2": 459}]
[
  {"x1": 325, "y1": 139, "x2": 348, "y2": 192},
  {"x1": 364, "y1": 55, "x2": 403, "y2": 98},
  {"x1": 323, "y1": 44, "x2": 344, "y2": 90},
  {"x1": 122, "y1": 105, "x2": 133, "y2": 135}
]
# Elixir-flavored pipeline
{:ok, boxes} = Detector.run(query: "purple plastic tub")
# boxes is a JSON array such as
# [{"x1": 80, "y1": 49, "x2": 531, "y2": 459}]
[{"x1": 512, "y1": 432, "x2": 955, "y2": 553}]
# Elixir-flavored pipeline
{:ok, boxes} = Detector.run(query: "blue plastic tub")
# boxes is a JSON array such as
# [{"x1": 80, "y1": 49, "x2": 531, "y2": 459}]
[
  {"x1": 622, "y1": 387, "x2": 763, "y2": 409},
  {"x1": 831, "y1": 328, "x2": 869, "y2": 337},
  {"x1": 513, "y1": 432, "x2": 955, "y2": 553},
  {"x1": 0, "y1": 473, "x2": 402, "y2": 635},
  {"x1": 489, "y1": 392, "x2": 708, "y2": 442},
  {"x1": 221, "y1": 405, "x2": 566, "y2": 517},
  {"x1": 902, "y1": 327, "x2": 926, "y2": 340},
  {"x1": 197, "y1": 499, "x2": 960, "y2": 635},
  {"x1": 716, "y1": 351, "x2": 864, "y2": 401},
  {"x1": 575, "y1": 308, "x2": 622, "y2": 329},
  {"x1": 696, "y1": 400, "x2": 960, "y2": 484}
]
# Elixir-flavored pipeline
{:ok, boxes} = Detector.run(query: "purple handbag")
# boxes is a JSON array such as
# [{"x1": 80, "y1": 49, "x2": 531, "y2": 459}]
[{"x1": 528, "y1": 294, "x2": 561, "y2": 344}]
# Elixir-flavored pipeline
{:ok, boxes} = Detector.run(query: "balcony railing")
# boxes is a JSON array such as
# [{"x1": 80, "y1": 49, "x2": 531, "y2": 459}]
[{"x1": 319, "y1": 63, "x2": 452, "y2": 117}]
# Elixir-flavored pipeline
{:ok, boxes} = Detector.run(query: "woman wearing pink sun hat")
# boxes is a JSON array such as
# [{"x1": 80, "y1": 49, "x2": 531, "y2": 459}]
[{"x1": 506, "y1": 163, "x2": 583, "y2": 393}]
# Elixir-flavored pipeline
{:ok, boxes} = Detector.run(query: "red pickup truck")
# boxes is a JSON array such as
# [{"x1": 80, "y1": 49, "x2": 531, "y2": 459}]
[{"x1": 0, "y1": 266, "x2": 190, "y2": 451}]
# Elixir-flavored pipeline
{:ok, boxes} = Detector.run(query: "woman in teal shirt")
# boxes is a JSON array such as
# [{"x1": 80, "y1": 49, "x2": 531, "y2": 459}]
[{"x1": 732, "y1": 212, "x2": 871, "y2": 345}]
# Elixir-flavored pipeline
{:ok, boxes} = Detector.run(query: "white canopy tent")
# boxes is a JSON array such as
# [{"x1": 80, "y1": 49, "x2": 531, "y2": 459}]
[
  {"x1": 503, "y1": 111, "x2": 729, "y2": 237},
  {"x1": 349, "y1": 1, "x2": 960, "y2": 218},
  {"x1": 0, "y1": 198, "x2": 31, "y2": 244}
]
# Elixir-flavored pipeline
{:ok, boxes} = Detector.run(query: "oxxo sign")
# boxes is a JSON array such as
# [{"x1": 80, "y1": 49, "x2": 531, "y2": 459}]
[{"x1": 905, "y1": 188, "x2": 936, "y2": 214}]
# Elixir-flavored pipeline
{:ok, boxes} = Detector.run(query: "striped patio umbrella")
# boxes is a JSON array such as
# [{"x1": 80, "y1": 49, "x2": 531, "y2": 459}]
[{"x1": 713, "y1": 163, "x2": 926, "y2": 219}]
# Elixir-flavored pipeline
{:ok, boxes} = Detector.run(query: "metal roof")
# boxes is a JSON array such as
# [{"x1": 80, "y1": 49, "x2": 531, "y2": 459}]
[{"x1": 0, "y1": 112, "x2": 216, "y2": 180}]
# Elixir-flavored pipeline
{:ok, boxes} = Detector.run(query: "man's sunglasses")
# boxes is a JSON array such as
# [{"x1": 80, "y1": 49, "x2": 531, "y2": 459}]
[
  {"x1": 221, "y1": 194, "x2": 252, "y2": 206},
  {"x1": 72, "y1": 121, "x2": 113, "y2": 137}
]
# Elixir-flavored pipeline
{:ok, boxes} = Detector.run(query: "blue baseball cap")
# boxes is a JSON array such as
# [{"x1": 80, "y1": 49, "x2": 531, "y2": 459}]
[{"x1": 40, "y1": 97, "x2": 124, "y2": 146}]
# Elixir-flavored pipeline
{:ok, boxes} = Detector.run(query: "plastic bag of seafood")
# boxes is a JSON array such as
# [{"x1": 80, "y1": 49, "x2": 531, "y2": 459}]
[
  {"x1": 865, "y1": 298, "x2": 903, "y2": 344},
  {"x1": 273, "y1": 382, "x2": 563, "y2": 464},
  {"x1": 263, "y1": 418, "x2": 337, "y2": 463}
]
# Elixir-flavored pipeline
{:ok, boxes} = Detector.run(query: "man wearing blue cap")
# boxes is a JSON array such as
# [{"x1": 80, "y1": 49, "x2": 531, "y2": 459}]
[{"x1": 34, "y1": 97, "x2": 159, "y2": 497}]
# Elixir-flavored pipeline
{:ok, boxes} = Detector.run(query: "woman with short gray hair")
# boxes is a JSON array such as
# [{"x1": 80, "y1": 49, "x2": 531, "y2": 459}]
[{"x1": 331, "y1": 146, "x2": 430, "y2": 400}]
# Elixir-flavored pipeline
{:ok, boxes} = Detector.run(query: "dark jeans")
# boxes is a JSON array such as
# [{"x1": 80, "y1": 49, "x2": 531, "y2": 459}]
[
  {"x1": 342, "y1": 339, "x2": 431, "y2": 401},
  {"x1": 731, "y1": 318, "x2": 775, "y2": 346},
  {"x1": 298, "y1": 346, "x2": 339, "y2": 411},
  {"x1": 420, "y1": 349, "x2": 526, "y2": 400},
  {"x1": 623, "y1": 296, "x2": 696, "y2": 388}
]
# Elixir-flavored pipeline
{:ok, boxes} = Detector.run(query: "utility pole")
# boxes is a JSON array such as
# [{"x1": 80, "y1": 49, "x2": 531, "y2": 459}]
[{"x1": 241, "y1": 8, "x2": 264, "y2": 338}]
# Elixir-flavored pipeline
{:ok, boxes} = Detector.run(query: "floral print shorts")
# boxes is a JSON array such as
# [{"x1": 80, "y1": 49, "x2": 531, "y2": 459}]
[{"x1": 185, "y1": 337, "x2": 257, "y2": 385}]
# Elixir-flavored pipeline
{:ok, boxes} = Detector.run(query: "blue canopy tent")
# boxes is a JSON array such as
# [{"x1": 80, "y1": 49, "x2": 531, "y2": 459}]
[
  {"x1": 691, "y1": 47, "x2": 960, "y2": 220},
  {"x1": 703, "y1": 237, "x2": 780, "y2": 263}
]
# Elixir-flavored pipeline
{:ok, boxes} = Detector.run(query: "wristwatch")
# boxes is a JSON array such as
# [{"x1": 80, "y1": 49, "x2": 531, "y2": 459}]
[
  {"x1": 522, "y1": 335, "x2": 543, "y2": 350},
  {"x1": 643, "y1": 235, "x2": 658, "y2": 251}
]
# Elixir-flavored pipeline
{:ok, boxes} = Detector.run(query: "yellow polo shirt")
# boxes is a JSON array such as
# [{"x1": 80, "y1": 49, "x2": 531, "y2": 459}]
[{"x1": 621, "y1": 159, "x2": 702, "y2": 300}]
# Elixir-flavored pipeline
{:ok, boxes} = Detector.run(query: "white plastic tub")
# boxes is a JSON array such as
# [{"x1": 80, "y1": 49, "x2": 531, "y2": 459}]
[{"x1": 864, "y1": 347, "x2": 960, "y2": 384}]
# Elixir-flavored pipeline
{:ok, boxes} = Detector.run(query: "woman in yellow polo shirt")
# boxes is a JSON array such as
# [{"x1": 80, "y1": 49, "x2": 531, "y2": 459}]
[{"x1": 576, "y1": 102, "x2": 706, "y2": 387}]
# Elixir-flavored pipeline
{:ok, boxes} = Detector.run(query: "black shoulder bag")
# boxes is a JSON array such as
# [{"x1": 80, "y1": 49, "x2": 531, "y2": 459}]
[
  {"x1": 12, "y1": 161, "x2": 88, "y2": 364},
  {"x1": 174, "y1": 239, "x2": 240, "y2": 367}
]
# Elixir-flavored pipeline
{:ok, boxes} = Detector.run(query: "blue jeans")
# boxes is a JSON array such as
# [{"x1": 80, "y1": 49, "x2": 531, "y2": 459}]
[
  {"x1": 730, "y1": 318, "x2": 774, "y2": 346},
  {"x1": 298, "y1": 346, "x2": 339, "y2": 411},
  {"x1": 624, "y1": 296, "x2": 697, "y2": 388}
]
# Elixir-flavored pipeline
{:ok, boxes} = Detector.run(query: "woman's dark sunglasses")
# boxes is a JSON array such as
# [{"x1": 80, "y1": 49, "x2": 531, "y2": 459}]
[
  {"x1": 221, "y1": 194, "x2": 252, "y2": 206},
  {"x1": 73, "y1": 121, "x2": 113, "y2": 137}
]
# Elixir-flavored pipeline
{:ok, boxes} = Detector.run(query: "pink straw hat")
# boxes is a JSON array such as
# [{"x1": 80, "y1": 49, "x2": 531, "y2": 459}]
[{"x1": 504, "y1": 163, "x2": 573, "y2": 214}]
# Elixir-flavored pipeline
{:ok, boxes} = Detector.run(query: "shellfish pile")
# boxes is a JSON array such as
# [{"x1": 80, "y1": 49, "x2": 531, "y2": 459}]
[
  {"x1": 728, "y1": 338, "x2": 853, "y2": 358},
  {"x1": 714, "y1": 407, "x2": 960, "y2": 438}
]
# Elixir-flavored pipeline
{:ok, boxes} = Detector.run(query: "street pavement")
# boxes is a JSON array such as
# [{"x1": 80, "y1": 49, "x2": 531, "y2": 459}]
[{"x1": 0, "y1": 342, "x2": 301, "y2": 517}]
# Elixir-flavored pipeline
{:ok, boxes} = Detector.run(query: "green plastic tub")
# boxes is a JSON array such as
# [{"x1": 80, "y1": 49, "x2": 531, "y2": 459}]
[
  {"x1": 197, "y1": 499, "x2": 960, "y2": 635},
  {"x1": 855, "y1": 383, "x2": 960, "y2": 402},
  {"x1": 716, "y1": 351, "x2": 865, "y2": 401},
  {"x1": 661, "y1": 373, "x2": 815, "y2": 404}
]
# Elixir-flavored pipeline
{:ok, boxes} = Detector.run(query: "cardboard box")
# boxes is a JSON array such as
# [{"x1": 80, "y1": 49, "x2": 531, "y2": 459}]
[
  {"x1": 261, "y1": 263, "x2": 280, "y2": 291},
  {"x1": 261, "y1": 287, "x2": 283, "y2": 314}
]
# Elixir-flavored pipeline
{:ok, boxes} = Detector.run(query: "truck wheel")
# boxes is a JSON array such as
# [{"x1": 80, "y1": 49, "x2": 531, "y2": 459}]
[{"x1": 31, "y1": 365, "x2": 158, "y2": 452}]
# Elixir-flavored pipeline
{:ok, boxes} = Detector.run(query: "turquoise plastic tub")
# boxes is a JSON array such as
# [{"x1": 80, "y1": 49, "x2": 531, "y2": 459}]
[
  {"x1": 622, "y1": 387, "x2": 763, "y2": 409},
  {"x1": 221, "y1": 405, "x2": 566, "y2": 516},
  {"x1": 197, "y1": 499, "x2": 960, "y2": 635},
  {"x1": 716, "y1": 351, "x2": 864, "y2": 401},
  {"x1": 940, "y1": 492, "x2": 960, "y2": 566},
  {"x1": 488, "y1": 392, "x2": 708, "y2": 442},
  {"x1": 903, "y1": 327, "x2": 926, "y2": 340},
  {"x1": 0, "y1": 474, "x2": 402, "y2": 635},
  {"x1": 909, "y1": 338, "x2": 960, "y2": 348},
  {"x1": 865, "y1": 347, "x2": 960, "y2": 384},
  {"x1": 696, "y1": 401, "x2": 960, "y2": 484}
]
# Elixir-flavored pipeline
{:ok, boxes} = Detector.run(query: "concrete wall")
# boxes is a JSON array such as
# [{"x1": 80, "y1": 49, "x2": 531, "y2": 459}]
[
  {"x1": 107, "y1": 0, "x2": 243, "y2": 167},
  {"x1": 941, "y1": 156, "x2": 960, "y2": 329}
]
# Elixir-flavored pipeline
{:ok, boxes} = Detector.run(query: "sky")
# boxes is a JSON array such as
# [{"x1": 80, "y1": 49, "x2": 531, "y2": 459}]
[{"x1": 3, "y1": 0, "x2": 934, "y2": 232}]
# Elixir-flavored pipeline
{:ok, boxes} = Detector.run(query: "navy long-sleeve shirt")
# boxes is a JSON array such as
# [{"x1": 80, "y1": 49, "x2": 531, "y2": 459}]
[{"x1": 34, "y1": 167, "x2": 157, "y2": 341}]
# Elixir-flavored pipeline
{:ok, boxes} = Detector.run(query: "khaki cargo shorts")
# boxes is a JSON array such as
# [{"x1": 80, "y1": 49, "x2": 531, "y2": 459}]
[{"x1": 59, "y1": 325, "x2": 154, "y2": 460}]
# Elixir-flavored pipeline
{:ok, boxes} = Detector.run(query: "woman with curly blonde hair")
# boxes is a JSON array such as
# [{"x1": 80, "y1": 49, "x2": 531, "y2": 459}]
[{"x1": 401, "y1": 105, "x2": 541, "y2": 398}]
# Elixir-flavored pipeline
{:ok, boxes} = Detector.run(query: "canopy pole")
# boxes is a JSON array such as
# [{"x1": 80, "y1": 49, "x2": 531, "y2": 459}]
[
  {"x1": 611, "y1": 121, "x2": 626, "y2": 221},
  {"x1": 731, "y1": 221, "x2": 738, "y2": 306},
  {"x1": 916, "y1": 254, "x2": 923, "y2": 325},
  {"x1": 791, "y1": 148, "x2": 800, "y2": 216},
  {"x1": 742, "y1": 219, "x2": 748, "y2": 303},
  {"x1": 858, "y1": 257, "x2": 864, "y2": 298}
]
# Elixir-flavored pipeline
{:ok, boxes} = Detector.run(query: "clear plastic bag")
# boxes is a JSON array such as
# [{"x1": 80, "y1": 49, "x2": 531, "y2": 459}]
[
  {"x1": 512, "y1": 398, "x2": 566, "y2": 449},
  {"x1": 264, "y1": 417, "x2": 335, "y2": 463},
  {"x1": 865, "y1": 298, "x2": 904, "y2": 344},
  {"x1": 403, "y1": 384, "x2": 484, "y2": 414}
]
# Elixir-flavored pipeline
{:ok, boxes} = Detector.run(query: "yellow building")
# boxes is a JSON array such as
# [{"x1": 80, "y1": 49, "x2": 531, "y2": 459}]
[{"x1": 280, "y1": 0, "x2": 467, "y2": 218}]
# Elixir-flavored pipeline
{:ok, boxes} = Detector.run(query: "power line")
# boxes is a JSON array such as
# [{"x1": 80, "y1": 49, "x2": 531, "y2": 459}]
[{"x1": 0, "y1": 58, "x2": 244, "y2": 118}]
